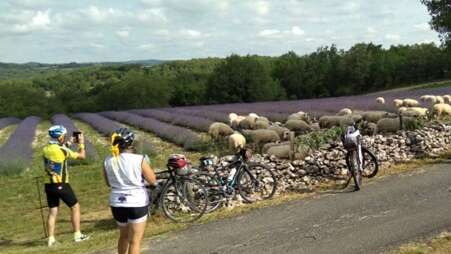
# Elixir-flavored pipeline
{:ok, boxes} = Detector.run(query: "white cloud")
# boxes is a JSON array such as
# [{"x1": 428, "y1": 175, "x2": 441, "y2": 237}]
[
  {"x1": 116, "y1": 30, "x2": 129, "y2": 38},
  {"x1": 181, "y1": 29, "x2": 202, "y2": 38},
  {"x1": 291, "y1": 26, "x2": 304, "y2": 36},
  {"x1": 413, "y1": 22, "x2": 430, "y2": 31},
  {"x1": 138, "y1": 43, "x2": 155, "y2": 50},
  {"x1": 385, "y1": 33, "x2": 401, "y2": 42},
  {"x1": 137, "y1": 8, "x2": 167, "y2": 23},
  {"x1": 90, "y1": 43, "x2": 105, "y2": 49},
  {"x1": 254, "y1": 1, "x2": 270, "y2": 15},
  {"x1": 83, "y1": 6, "x2": 123, "y2": 23},
  {"x1": 367, "y1": 27, "x2": 376, "y2": 34},
  {"x1": 258, "y1": 29, "x2": 281, "y2": 38},
  {"x1": 12, "y1": 10, "x2": 51, "y2": 33}
]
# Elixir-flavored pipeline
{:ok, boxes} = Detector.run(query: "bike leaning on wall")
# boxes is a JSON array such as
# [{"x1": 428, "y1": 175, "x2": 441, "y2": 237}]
[{"x1": 340, "y1": 124, "x2": 379, "y2": 191}]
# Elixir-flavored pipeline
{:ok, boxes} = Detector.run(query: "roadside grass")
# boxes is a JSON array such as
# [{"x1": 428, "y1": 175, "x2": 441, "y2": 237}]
[
  {"x1": 390, "y1": 232, "x2": 451, "y2": 254},
  {"x1": 0, "y1": 122, "x2": 450, "y2": 254}
]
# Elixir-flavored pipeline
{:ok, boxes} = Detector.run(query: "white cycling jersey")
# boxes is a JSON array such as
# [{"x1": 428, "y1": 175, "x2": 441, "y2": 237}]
[{"x1": 104, "y1": 153, "x2": 149, "y2": 207}]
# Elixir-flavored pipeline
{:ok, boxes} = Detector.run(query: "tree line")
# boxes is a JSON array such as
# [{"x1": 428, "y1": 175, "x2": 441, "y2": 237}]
[{"x1": 0, "y1": 42, "x2": 450, "y2": 118}]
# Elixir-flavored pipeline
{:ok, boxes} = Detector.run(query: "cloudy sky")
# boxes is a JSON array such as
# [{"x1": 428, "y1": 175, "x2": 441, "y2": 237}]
[{"x1": 0, "y1": 0, "x2": 440, "y2": 63}]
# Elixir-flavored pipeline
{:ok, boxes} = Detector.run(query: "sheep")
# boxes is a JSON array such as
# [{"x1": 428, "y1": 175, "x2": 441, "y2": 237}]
[
  {"x1": 208, "y1": 122, "x2": 234, "y2": 139},
  {"x1": 362, "y1": 122, "x2": 377, "y2": 136},
  {"x1": 393, "y1": 99, "x2": 404, "y2": 108},
  {"x1": 360, "y1": 111, "x2": 389, "y2": 123},
  {"x1": 376, "y1": 116, "x2": 418, "y2": 133},
  {"x1": 402, "y1": 98, "x2": 420, "y2": 107},
  {"x1": 435, "y1": 96, "x2": 445, "y2": 104},
  {"x1": 443, "y1": 95, "x2": 451, "y2": 104},
  {"x1": 420, "y1": 95, "x2": 437, "y2": 105},
  {"x1": 228, "y1": 132, "x2": 246, "y2": 151},
  {"x1": 310, "y1": 122, "x2": 320, "y2": 131},
  {"x1": 255, "y1": 119, "x2": 270, "y2": 129},
  {"x1": 268, "y1": 126, "x2": 291, "y2": 140},
  {"x1": 248, "y1": 113, "x2": 259, "y2": 118},
  {"x1": 432, "y1": 103, "x2": 451, "y2": 118},
  {"x1": 376, "y1": 97, "x2": 385, "y2": 104},
  {"x1": 242, "y1": 129, "x2": 280, "y2": 146},
  {"x1": 287, "y1": 111, "x2": 308, "y2": 121},
  {"x1": 284, "y1": 119, "x2": 312, "y2": 134},
  {"x1": 266, "y1": 145, "x2": 291, "y2": 159},
  {"x1": 337, "y1": 108, "x2": 352, "y2": 116},
  {"x1": 228, "y1": 113, "x2": 238, "y2": 125},
  {"x1": 397, "y1": 107, "x2": 408, "y2": 114},
  {"x1": 258, "y1": 116, "x2": 270, "y2": 122},
  {"x1": 238, "y1": 115, "x2": 258, "y2": 129},
  {"x1": 319, "y1": 115, "x2": 355, "y2": 129},
  {"x1": 376, "y1": 118, "x2": 401, "y2": 133},
  {"x1": 400, "y1": 107, "x2": 429, "y2": 118}
]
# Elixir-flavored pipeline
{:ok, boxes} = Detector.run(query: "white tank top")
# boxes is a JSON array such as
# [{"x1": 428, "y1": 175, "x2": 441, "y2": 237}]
[{"x1": 104, "y1": 153, "x2": 149, "y2": 207}]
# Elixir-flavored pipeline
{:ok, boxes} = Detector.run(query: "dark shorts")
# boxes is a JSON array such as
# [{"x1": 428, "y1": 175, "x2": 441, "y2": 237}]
[
  {"x1": 45, "y1": 183, "x2": 78, "y2": 208},
  {"x1": 111, "y1": 206, "x2": 148, "y2": 226}
]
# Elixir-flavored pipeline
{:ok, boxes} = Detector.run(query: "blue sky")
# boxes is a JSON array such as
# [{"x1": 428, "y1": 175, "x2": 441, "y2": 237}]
[{"x1": 0, "y1": 0, "x2": 440, "y2": 63}]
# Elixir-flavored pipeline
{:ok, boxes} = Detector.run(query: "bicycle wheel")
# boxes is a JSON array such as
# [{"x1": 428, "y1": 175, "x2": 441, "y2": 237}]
[
  {"x1": 195, "y1": 172, "x2": 224, "y2": 213},
  {"x1": 238, "y1": 163, "x2": 277, "y2": 203},
  {"x1": 361, "y1": 147, "x2": 379, "y2": 178},
  {"x1": 160, "y1": 178, "x2": 208, "y2": 223}
]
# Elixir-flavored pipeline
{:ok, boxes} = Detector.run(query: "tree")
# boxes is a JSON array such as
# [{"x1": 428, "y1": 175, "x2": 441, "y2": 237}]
[
  {"x1": 206, "y1": 55, "x2": 284, "y2": 103},
  {"x1": 421, "y1": 0, "x2": 451, "y2": 46}
]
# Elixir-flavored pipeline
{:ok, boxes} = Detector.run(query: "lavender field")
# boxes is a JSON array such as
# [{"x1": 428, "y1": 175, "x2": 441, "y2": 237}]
[
  {"x1": 0, "y1": 117, "x2": 20, "y2": 130},
  {"x1": 0, "y1": 116, "x2": 41, "y2": 175},
  {"x1": 100, "y1": 111, "x2": 204, "y2": 150}
]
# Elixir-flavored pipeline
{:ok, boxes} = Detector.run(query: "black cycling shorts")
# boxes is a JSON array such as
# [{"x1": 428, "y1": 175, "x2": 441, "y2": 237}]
[
  {"x1": 111, "y1": 206, "x2": 148, "y2": 226},
  {"x1": 45, "y1": 183, "x2": 78, "y2": 208}
]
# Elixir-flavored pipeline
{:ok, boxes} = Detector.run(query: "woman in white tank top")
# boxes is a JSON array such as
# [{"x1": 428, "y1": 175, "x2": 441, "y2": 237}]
[{"x1": 103, "y1": 128, "x2": 156, "y2": 254}]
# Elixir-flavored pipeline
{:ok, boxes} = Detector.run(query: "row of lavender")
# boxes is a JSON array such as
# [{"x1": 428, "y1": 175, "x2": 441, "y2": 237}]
[
  {"x1": 73, "y1": 113, "x2": 154, "y2": 154},
  {"x1": 0, "y1": 117, "x2": 20, "y2": 130},
  {"x1": 165, "y1": 86, "x2": 451, "y2": 121},
  {"x1": 52, "y1": 114, "x2": 99, "y2": 160},
  {"x1": 0, "y1": 117, "x2": 40, "y2": 175},
  {"x1": 98, "y1": 111, "x2": 204, "y2": 150}
]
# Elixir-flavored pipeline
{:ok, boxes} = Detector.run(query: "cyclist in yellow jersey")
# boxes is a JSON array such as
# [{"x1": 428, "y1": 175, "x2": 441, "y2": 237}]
[{"x1": 43, "y1": 125, "x2": 89, "y2": 247}]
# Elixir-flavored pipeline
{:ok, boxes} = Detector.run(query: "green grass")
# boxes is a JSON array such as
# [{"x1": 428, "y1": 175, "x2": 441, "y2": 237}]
[
  {"x1": 0, "y1": 124, "x2": 17, "y2": 146},
  {"x1": 390, "y1": 232, "x2": 451, "y2": 254}
]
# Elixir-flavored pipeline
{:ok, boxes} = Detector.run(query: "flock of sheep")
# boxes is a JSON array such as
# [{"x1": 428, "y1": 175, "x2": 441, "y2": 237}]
[{"x1": 207, "y1": 93, "x2": 451, "y2": 159}]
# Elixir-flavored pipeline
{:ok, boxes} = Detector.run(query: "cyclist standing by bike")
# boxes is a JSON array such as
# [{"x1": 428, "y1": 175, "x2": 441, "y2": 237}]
[
  {"x1": 103, "y1": 128, "x2": 156, "y2": 254},
  {"x1": 43, "y1": 125, "x2": 90, "y2": 246}
]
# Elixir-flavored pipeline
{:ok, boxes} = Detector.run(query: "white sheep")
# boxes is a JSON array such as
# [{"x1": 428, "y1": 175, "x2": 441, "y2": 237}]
[
  {"x1": 287, "y1": 111, "x2": 308, "y2": 121},
  {"x1": 433, "y1": 103, "x2": 451, "y2": 118},
  {"x1": 443, "y1": 95, "x2": 451, "y2": 104},
  {"x1": 376, "y1": 97, "x2": 385, "y2": 104},
  {"x1": 400, "y1": 107, "x2": 429, "y2": 118},
  {"x1": 248, "y1": 113, "x2": 259, "y2": 119},
  {"x1": 208, "y1": 122, "x2": 234, "y2": 139},
  {"x1": 435, "y1": 96, "x2": 445, "y2": 104},
  {"x1": 337, "y1": 108, "x2": 352, "y2": 116},
  {"x1": 402, "y1": 98, "x2": 420, "y2": 107},
  {"x1": 228, "y1": 113, "x2": 238, "y2": 125},
  {"x1": 397, "y1": 107, "x2": 408, "y2": 114},
  {"x1": 420, "y1": 95, "x2": 437, "y2": 105},
  {"x1": 393, "y1": 99, "x2": 403, "y2": 108},
  {"x1": 228, "y1": 132, "x2": 246, "y2": 151}
]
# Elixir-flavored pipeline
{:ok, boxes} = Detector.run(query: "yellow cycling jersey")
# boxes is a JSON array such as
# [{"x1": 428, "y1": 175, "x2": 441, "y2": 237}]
[{"x1": 43, "y1": 143, "x2": 79, "y2": 183}]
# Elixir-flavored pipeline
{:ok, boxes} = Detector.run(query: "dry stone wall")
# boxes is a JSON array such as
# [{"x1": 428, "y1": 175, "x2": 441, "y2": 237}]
[{"x1": 216, "y1": 123, "x2": 451, "y2": 194}]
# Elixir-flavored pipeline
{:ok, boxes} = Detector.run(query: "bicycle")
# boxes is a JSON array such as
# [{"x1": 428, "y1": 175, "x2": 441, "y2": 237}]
[
  {"x1": 194, "y1": 148, "x2": 277, "y2": 213},
  {"x1": 338, "y1": 124, "x2": 379, "y2": 191},
  {"x1": 147, "y1": 154, "x2": 209, "y2": 223}
]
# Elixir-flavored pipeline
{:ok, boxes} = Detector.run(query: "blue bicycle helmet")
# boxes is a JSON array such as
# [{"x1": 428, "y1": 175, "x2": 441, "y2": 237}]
[{"x1": 48, "y1": 125, "x2": 67, "y2": 138}]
